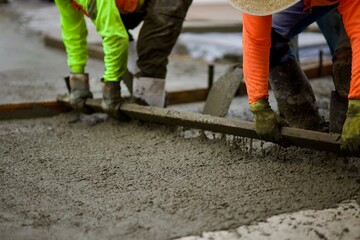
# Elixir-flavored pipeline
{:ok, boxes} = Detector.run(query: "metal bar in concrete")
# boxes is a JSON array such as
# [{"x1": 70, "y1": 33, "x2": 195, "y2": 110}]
[{"x1": 56, "y1": 96, "x2": 353, "y2": 156}]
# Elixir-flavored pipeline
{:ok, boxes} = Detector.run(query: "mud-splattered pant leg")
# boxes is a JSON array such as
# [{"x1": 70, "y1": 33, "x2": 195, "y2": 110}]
[
  {"x1": 332, "y1": 21, "x2": 351, "y2": 98},
  {"x1": 316, "y1": 9, "x2": 341, "y2": 56},
  {"x1": 136, "y1": 0, "x2": 193, "y2": 79},
  {"x1": 279, "y1": 8, "x2": 342, "y2": 61}
]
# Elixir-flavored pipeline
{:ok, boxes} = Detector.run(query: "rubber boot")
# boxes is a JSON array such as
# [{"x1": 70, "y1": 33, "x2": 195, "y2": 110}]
[
  {"x1": 269, "y1": 58, "x2": 325, "y2": 131},
  {"x1": 332, "y1": 47, "x2": 351, "y2": 98},
  {"x1": 101, "y1": 80, "x2": 125, "y2": 120},
  {"x1": 329, "y1": 91, "x2": 348, "y2": 133},
  {"x1": 329, "y1": 47, "x2": 351, "y2": 133},
  {"x1": 122, "y1": 69, "x2": 134, "y2": 94},
  {"x1": 69, "y1": 73, "x2": 93, "y2": 113},
  {"x1": 133, "y1": 77, "x2": 166, "y2": 107}
]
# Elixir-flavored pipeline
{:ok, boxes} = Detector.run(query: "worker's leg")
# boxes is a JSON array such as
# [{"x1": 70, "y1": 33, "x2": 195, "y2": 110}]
[
  {"x1": 291, "y1": 9, "x2": 341, "y2": 58},
  {"x1": 269, "y1": 2, "x2": 337, "y2": 131},
  {"x1": 270, "y1": 1, "x2": 338, "y2": 65},
  {"x1": 136, "y1": 0, "x2": 193, "y2": 78},
  {"x1": 316, "y1": 9, "x2": 341, "y2": 55},
  {"x1": 330, "y1": 23, "x2": 351, "y2": 133},
  {"x1": 332, "y1": 22, "x2": 351, "y2": 98},
  {"x1": 132, "y1": 0, "x2": 192, "y2": 107}
]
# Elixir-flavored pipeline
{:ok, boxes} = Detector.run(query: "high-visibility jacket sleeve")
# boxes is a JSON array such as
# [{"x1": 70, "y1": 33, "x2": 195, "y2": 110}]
[
  {"x1": 338, "y1": 0, "x2": 360, "y2": 99},
  {"x1": 55, "y1": 0, "x2": 129, "y2": 81},
  {"x1": 55, "y1": 0, "x2": 88, "y2": 74},
  {"x1": 242, "y1": 13, "x2": 272, "y2": 104}
]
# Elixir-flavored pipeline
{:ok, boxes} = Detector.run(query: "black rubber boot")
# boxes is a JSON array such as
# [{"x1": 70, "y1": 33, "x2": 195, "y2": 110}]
[
  {"x1": 329, "y1": 91, "x2": 348, "y2": 133},
  {"x1": 332, "y1": 47, "x2": 351, "y2": 98},
  {"x1": 269, "y1": 58, "x2": 325, "y2": 131},
  {"x1": 122, "y1": 69, "x2": 134, "y2": 94}
]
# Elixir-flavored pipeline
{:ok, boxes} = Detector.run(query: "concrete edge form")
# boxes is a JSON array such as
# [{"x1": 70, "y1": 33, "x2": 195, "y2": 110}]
[{"x1": 0, "y1": 100, "x2": 71, "y2": 120}]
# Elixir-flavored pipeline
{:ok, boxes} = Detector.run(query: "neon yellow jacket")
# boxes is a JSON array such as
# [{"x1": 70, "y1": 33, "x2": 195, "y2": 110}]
[{"x1": 54, "y1": 0, "x2": 128, "y2": 81}]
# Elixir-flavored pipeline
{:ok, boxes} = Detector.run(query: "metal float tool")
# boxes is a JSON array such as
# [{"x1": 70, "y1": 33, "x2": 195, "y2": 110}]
[
  {"x1": 1, "y1": 96, "x2": 355, "y2": 156},
  {"x1": 54, "y1": 95, "x2": 356, "y2": 157}
]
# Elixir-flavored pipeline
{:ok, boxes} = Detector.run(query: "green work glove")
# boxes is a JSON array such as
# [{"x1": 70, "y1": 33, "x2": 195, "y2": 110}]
[
  {"x1": 341, "y1": 99, "x2": 360, "y2": 154},
  {"x1": 250, "y1": 98, "x2": 285, "y2": 143}
]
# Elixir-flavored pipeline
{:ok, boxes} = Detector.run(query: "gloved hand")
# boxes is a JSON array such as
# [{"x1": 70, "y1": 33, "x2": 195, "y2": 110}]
[
  {"x1": 341, "y1": 99, "x2": 360, "y2": 154},
  {"x1": 101, "y1": 80, "x2": 126, "y2": 120},
  {"x1": 69, "y1": 73, "x2": 93, "y2": 113},
  {"x1": 250, "y1": 98, "x2": 286, "y2": 143}
]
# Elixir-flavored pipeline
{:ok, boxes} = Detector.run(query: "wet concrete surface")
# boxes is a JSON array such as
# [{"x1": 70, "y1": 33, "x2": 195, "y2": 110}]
[
  {"x1": 1, "y1": 114, "x2": 359, "y2": 240},
  {"x1": 0, "y1": 1, "x2": 360, "y2": 240}
]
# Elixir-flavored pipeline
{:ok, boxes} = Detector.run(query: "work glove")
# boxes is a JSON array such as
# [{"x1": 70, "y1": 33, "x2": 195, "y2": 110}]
[
  {"x1": 69, "y1": 73, "x2": 93, "y2": 113},
  {"x1": 341, "y1": 99, "x2": 360, "y2": 154},
  {"x1": 101, "y1": 80, "x2": 126, "y2": 120},
  {"x1": 250, "y1": 98, "x2": 287, "y2": 144}
]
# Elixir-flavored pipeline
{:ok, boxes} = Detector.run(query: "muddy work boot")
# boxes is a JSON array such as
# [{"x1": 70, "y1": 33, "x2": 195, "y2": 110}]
[
  {"x1": 329, "y1": 47, "x2": 352, "y2": 133},
  {"x1": 122, "y1": 69, "x2": 134, "y2": 94},
  {"x1": 329, "y1": 91, "x2": 348, "y2": 133},
  {"x1": 69, "y1": 73, "x2": 93, "y2": 113},
  {"x1": 133, "y1": 77, "x2": 166, "y2": 107},
  {"x1": 101, "y1": 81, "x2": 126, "y2": 120},
  {"x1": 269, "y1": 58, "x2": 325, "y2": 131},
  {"x1": 332, "y1": 47, "x2": 351, "y2": 98}
]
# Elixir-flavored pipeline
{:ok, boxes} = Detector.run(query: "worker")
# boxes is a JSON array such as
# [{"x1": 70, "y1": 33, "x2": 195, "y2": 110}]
[
  {"x1": 54, "y1": 0, "x2": 132, "y2": 118},
  {"x1": 54, "y1": 0, "x2": 192, "y2": 118},
  {"x1": 228, "y1": 0, "x2": 360, "y2": 153}
]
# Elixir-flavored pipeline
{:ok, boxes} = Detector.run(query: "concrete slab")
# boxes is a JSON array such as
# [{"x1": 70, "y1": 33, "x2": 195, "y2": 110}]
[{"x1": 1, "y1": 2, "x2": 359, "y2": 240}]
